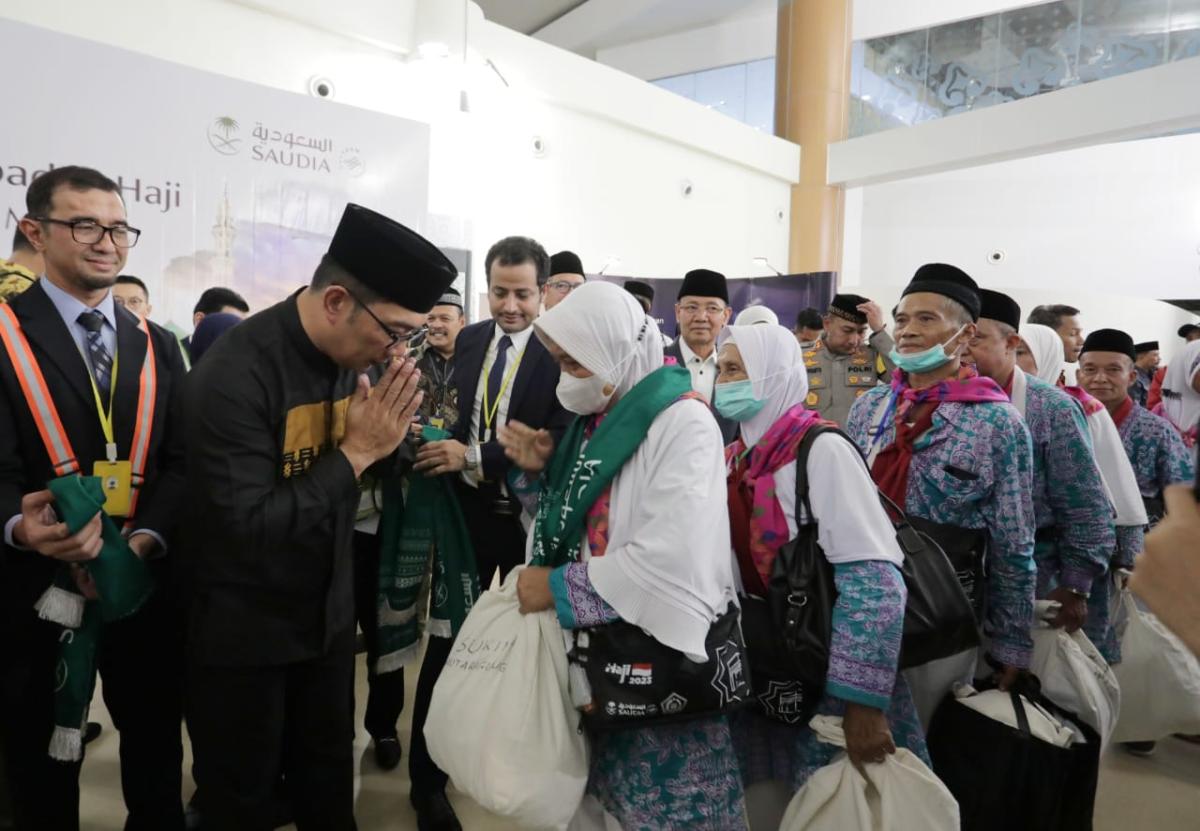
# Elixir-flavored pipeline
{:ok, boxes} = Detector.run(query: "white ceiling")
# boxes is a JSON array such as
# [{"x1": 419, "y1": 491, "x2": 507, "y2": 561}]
[
  {"x1": 472, "y1": 0, "x2": 585, "y2": 35},
  {"x1": 476, "y1": 0, "x2": 774, "y2": 55}
]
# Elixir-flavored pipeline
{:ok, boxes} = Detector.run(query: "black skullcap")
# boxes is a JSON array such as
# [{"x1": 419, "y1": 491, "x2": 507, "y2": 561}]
[
  {"x1": 978, "y1": 289, "x2": 1021, "y2": 330},
  {"x1": 1134, "y1": 340, "x2": 1159, "y2": 354},
  {"x1": 1080, "y1": 328, "x2": 1136, "y2": 362},
  {"x1": 434, "y1": 287, "x2": 462, "y2": 309},
  {"x1": 624, "y1": 280, "x2": 654, "y2": 303},
  {"x1": 828, "y1": 294, "x2": 869, "y2": 325},
  {"x1": 549, "y1": 250, "x2": 584, "y2": 277},
  {"x1": 327, "y1": 204, "x2": 457, "y2": 313},
  {"x1": 678, "y1": 269, "x2": 728, "y2": 303},
  {"x1": 901, "y1": 263, "x2": 981, "y2": 321},
  {"x1": 1179, "y1": 323, "x2": 1200, "y2": 339}
]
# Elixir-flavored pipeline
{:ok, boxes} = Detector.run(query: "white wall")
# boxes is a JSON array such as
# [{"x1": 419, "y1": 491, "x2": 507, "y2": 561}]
[
  {"x1": 841, "y1": 132, "x2": 1200, "y2": 360},
  {"x1": 1, "y1": 0, "x2": 798, "y2": 318},
  {"x1": 852, "y1": 0, "x2": 1046, "y2": 41}
]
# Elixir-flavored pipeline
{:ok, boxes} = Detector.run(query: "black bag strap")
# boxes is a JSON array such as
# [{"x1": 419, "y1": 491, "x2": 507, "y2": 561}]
[
  {"x1": 1010, "y1": 690, "x2": 1032, "y2": 737},
  {"x1": 793, "y1": 425, "x2": 860, "y2": 527}
]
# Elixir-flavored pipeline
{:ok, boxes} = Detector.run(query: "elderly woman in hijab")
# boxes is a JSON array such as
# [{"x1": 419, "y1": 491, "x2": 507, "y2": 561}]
[
  {"x1": 498, "y1": 281, "x2": 745, "y2": 829},
  {"x1": 1157, "y1": 339, "x2": 1200, "y2": 445},
  {"x1": 1020, "y1": 323, "x2": 1148, "y2": 659},
  {"x1": 716, "y1": 323, "x2": 926, "y2": 822}
]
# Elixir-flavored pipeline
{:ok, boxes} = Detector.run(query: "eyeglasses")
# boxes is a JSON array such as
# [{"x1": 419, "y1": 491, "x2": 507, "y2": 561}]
[
  {"x1": 679, "y1": 303, "x2": 727, "y2": 317},
  {"x1": 35, "y1": 217, "x2": 141, "y2": 248},
  {"x1": 339, "y1": 284, "x2": 427, "y2": 348},
  {"x1": 546, "y1": 280, "x2": 582, "y2": 295}
]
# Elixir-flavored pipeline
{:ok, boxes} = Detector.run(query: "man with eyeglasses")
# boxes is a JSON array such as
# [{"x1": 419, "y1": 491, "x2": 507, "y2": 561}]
[
  {"x1": 409, "y1": 236, "x2": 570, "y2": 830},
  {"x1": 112, "y1": 275, "x2": 153, "y2": 321},
  {"x1": 541, "y1": 250, "x2": 586, "y2": 311},
  {"x1": 665, "y1": 269, "x2": 738, "y2": 444},
  {"x1": 179, "y1": 203, "x2": 455, "y2": 829},
  {"x1": 0, "y1": 166, "x2": 189, "y2": 829}
]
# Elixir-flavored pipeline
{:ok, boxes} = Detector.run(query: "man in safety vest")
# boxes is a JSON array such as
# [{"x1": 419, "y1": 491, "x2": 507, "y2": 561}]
[{"x1": 0, "y1": 165, "x2": 188, "y2": 830}]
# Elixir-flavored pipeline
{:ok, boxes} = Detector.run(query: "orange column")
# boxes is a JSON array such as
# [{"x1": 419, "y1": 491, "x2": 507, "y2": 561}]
[{"x1": 775, "y1": 0, "x2": 853, "y2": 276}]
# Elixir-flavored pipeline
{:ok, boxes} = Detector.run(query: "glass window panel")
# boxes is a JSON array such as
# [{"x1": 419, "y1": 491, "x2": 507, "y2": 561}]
[
  {"x1": 998, "y1": 1, "x2": 1083, "y2": 98},
  {"x1": 861, "y1": 29, "x2": 932, "y2": 128},
  {"x1": 744, "y1": 57, "x2": 776, "y2": 133},
  {"x1": 694, "y1": 63, "x2": 748, "y2": 123},
  {"x1": 926, "y1": 14, "x2": 1005, "y2": 117},
  {"x1": 1077, "y1": 0, "x2": 1169, "y2": 82},
  {"x1": 653, "y1": 72, "x2": 697, "y2": 101},
  {"x1": 1169, "y1": 0, "x2": 1200, "y2": 60}
]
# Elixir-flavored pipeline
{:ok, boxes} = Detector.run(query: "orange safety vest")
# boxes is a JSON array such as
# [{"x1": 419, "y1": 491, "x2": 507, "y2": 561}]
[{"x1": 0, "y1": 304, "x2": 158, "y2": 527}]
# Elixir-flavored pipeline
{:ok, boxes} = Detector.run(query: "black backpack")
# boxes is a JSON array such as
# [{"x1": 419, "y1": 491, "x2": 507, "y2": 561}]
[{"x1": 740, "y1": 425, "x2": 980, "y2": 725}]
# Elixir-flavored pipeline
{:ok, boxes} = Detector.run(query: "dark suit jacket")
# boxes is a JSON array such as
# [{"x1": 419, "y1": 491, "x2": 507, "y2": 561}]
[
  {"x1": 0, "y1": 280, "x2": 187, "y2": 612},
  {"x1": 451, "y1": 320, "x2": 572, "y2": 485},
  {"x1": 664, "y1": 340, "x2": 739, "y2": 445}
]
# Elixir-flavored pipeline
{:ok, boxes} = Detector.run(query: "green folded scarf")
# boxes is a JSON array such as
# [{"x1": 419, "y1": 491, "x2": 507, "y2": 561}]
[
  {"x1": 38, "y1": 475, "x2": 153, "y2": 761},
  {"x1": 375, "y1": 426, "x2": 479, "y2": 672}
]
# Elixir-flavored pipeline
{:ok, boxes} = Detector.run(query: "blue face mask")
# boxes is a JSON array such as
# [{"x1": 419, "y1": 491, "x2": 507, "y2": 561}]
[
  {"x1": 714, "y1": 379, "x2": 765, "y2": 421},
  {"x1": 888, "y1": 325, "x2": 967, "y2": 375}
]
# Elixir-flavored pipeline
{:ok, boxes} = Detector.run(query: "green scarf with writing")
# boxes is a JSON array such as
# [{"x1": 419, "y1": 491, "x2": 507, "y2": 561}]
[
  {"x1": 375, "y1": 426, "x2": 479, "y2": 672},
  {"x1": 44, "y1": 475, "x2": 153, "y2": 761},
  {"x1": 530, "y1": 365, "x2": 692, "y2": 568}
]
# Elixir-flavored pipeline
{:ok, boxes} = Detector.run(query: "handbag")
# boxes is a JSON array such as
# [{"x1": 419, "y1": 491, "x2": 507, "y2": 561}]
[
  {"x1": 571, "y1": 601, "x2": 752, "y2": 729},
  {"x1": 926, "y1": 676, "x2": 1099, "y2": 831},
  {"x1": 739, "y1": 426, "x2": 838, "y2": 725}
]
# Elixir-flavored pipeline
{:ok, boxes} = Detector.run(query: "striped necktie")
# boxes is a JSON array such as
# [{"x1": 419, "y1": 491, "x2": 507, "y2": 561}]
[{"x1": 77, "y1": 310, "x2": 113, "y2": 407}]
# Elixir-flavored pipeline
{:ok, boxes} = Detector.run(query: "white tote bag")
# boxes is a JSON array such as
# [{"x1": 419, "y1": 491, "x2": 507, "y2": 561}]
[
  {"x1": 780, "y1": 716, "x2": 960, "y2": 831},
  {"x1": 424, "y1": 569, "x2": 589, "y2": 830},
  {"x1": 1111, "y1": 589, "x2": 1200, "y2": 743},
  {"x1": 1028, "y1": 613, "x2": 1121, "y2": 750}
]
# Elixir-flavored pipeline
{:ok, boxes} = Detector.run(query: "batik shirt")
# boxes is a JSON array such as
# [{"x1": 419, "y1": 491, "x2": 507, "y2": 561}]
[
  {"x1": 1117, "y1": 403, "x2": 1195, "y2": 503},
  {"x1": 847, "y1": 388, "x2": 1037, "y2": 667},
  {"x1": 1021, "y1": 374, "x2": 1115, "y2": 594}
]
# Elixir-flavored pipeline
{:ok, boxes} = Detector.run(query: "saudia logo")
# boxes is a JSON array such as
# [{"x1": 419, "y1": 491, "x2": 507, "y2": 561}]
[{"x1": 205, "y1": 115, "x2": 365, "y2": 177}]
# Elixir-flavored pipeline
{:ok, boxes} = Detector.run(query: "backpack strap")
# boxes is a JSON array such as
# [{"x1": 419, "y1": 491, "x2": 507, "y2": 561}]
[{"x1": 794, "y1": 424, "x2": 861, "y2": 528}]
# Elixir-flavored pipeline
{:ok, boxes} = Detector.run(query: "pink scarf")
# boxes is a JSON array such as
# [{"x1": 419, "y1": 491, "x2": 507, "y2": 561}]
[
  {"x1": 726, "y1": 403, "x2": 828, "y2": 589},
  {"x1": 889, "y1": 365, "x2": 1010, "y2": 418},
  {"x1": 1060, "y1": 384, "x2": 1105, "y2": 417}
]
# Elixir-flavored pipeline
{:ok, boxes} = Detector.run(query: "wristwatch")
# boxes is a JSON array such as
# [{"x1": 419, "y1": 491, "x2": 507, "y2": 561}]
[{"x1": 464, "y1": 444, "x2": 480, "y2": 471}]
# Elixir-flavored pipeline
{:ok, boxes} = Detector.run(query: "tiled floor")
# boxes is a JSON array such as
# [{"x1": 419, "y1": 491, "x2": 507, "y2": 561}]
[{"x1": 76, "y1": 649, "x2": 1200, "y2": 830}]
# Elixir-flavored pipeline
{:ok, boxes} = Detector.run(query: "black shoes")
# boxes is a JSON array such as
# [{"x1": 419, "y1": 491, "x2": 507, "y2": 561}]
[
  {"x1": 1122, "y1": 740, "x2": 1157, "y2": 757},
  {"x1": 373, "y1": 735, "x2": 403, "y2": 771},
  {"x1": 83, "y1": 722, "x2": 103, "y2": 745},
  {"x1": 410, "y1": 790, "x2": 462, "y2": 831}
]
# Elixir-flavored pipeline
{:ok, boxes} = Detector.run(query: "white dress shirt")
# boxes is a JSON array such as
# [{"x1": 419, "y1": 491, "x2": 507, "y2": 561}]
[
  {"x1": 463, "y1": 323, "x2": 534, "y2": 488},
  {"x1": 677, "y1": 337, "x2": 718, "y2": 402}
]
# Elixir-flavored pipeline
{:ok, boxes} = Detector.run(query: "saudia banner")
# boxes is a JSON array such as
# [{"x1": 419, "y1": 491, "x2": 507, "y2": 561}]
[{"x1": 0, "y1": 19, "x2": 433, "y2": 335}]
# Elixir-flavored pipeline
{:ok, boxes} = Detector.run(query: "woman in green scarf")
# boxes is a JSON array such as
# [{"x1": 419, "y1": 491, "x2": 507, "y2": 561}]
[{"x1": 499, "y1": 280, "x2": 746, "y2": 829}]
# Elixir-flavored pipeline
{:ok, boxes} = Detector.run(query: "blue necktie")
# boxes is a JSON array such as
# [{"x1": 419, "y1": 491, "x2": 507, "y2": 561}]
[
  {"x1": 480, "y1": 335, "x2": 512, "y2": 440},
  {"x1": 77, "y1": 310, "x2": 113, "y2": 407}
]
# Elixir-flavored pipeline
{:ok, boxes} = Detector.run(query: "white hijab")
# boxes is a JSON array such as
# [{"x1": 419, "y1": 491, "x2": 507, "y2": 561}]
[
  {"x1": 734, "y1": 305, "x2": 779, "y2": 327},
  {"x1": 534, "y1": 281, "x2": 664, "y2": 398},
  {"x1": 1020, "y1": 323, "x2": 1065, "y2": 386},
  {"x1": 1161, "y1": 340, "x2": 1200, "y2": 434},
  {"x1": 718, "y1": 324, "x2": 809, "y2": 447},
  {"x1": 531, "y1": 280, "x2": 733, "y2": 661}
]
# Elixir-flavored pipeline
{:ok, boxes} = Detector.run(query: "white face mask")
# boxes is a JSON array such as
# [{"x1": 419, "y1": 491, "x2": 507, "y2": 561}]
[{"x1": 556, "y1": 372, "x2": 614, "y2": 415}]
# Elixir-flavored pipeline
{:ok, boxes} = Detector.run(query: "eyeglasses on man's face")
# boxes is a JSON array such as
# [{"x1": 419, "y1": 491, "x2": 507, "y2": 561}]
[
  {"x1": 35, "y1": 217, "x2": 141, "y2": 248},
  {"x1": 546, "y1": 279, "x2": 583, "y2": 295},
  {"x1": 678, "y1": 303, "x2": 727, "y2": 318},
  {"x1": 338, "y1": 284, "x2": 427, "y2": 348}
]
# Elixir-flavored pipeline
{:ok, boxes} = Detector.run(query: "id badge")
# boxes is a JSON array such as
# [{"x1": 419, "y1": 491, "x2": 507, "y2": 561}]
[
  {"x1": 93, "y1": 460, "x2": 132, "y2": 516},
  {"x1": 430, "y1": 417, "x2": 445, "y2": 430}
]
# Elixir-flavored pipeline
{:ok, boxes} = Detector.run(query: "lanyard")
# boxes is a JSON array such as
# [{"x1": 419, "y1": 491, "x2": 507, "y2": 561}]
[
  {"x1": 84, "y1": 350, "x2": 120, "y2": 462},
  {"x1": 482, "y1": 347, "x2": 525, "y2": 434}
]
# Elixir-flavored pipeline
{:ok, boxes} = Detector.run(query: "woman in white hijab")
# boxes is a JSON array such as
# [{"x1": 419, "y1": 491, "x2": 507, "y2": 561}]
[
  {"x1": 500, "y1": 281, "x2": 745, "y2": 829},
  {"x1": 1159, "y1": 339, "x2": 1200, "y2": 443},
  {"x1": 716, "y1": 324, "x2": 925, "y2": 826}
]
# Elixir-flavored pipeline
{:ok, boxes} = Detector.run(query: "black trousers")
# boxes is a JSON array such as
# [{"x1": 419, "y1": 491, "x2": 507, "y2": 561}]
[
  {"x1": 0, "y1": 579, "x2": 184, "y2": 831},
  {"x1": 407, "y1": 481, "x2": 527, "y2": 795},
  {"x1": 351, "y1": 530, "x2": 405, "y2": 740},
  {"x1": 187, "y1": 628, "x2": 356, "y2": 831}
]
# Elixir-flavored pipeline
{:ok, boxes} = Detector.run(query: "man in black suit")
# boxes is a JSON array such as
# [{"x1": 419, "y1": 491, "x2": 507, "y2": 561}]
[
  {"x1": 410, "y1": 236, "x2": 570, "y2": 830},
  {"x1": 0, "y1": 166, "x2": 188, "y2": 830},
  {"x1": 664, "y1": 269, "x2": 738, "y2": 444}
]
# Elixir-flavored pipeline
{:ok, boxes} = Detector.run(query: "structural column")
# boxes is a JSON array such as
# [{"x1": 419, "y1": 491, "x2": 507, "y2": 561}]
[{"x1": 775, "y1": 0, "x2": 853, "y2": 276}]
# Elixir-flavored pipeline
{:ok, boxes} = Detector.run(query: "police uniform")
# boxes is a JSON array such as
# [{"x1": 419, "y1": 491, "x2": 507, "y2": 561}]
[{"x1": 804, "y1": 294, "x2": 895, "y2": 426}]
